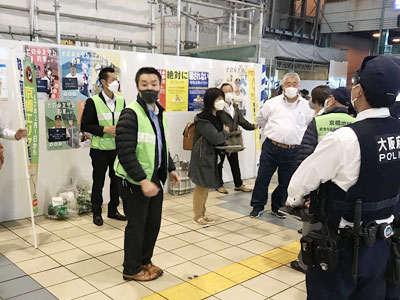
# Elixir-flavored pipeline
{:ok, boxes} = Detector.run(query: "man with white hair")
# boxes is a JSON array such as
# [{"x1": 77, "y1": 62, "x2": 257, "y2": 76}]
[{"x1": 250, "y1": 73, "x2": 314, "y2": 218}]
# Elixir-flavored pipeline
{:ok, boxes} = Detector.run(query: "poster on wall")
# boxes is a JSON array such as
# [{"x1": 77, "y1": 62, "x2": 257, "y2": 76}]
[
  {"x1": 45, "y1": 100, "x2": 82, "y2": 150},
  {"x1": 166, "y1": 70, "x2": 189, "y2": 111},
  {"x1": 157, "y1": 69, "x2": 166, "y2": 108},
  {"x1": 24, "y1": 46, "x2": 60, "y2": 101},
  {"x1": 60, "y1": 48, "x2": 92, "y2": 100},
  {"x1": 223, "y1": 65, "x2": 250, "y2": 116},
  {"x1": 188, "y1": 71, "x2": 208, "y2": 111},
  {"x1": 0, "y1": 64, "x2": 7, "y2": 101},
  {"x1": 91, "y1": 51, "x2": 122, "y2": 96},
  {"x1": 17, "y1": 58, "x2": 39, "y2": 214}
]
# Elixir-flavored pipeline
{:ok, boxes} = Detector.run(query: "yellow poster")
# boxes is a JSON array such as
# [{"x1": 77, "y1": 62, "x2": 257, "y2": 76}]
[
  {"x1": 166, "y1": 70, "x2": 189, "y2": 111},
  {"x1": 91, "y1": 51, "x2": 122, "y2": 96},
  {"x1": 247, "y1": 68, "x2": 261, "y2": 152}
]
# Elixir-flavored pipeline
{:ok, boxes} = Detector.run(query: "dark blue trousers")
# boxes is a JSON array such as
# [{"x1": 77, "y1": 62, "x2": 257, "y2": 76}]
[
  {"x1": 307, "y1": 239, "x2": 391, "y2": 300},
  {"x1": 250, "y1": 139, "x2": 298, "y2": 212}
]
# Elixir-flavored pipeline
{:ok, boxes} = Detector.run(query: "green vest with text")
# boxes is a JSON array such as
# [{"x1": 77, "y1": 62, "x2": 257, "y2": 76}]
[
  {"x1": 91, "y1": 94, "x2": 124, "y2": 150},
  {"x1": 114, "y1": 101, "x2": 169, "y2": 185},
  {"x1": 315, "y1": 113, "x2": 355, "y2": 142}
]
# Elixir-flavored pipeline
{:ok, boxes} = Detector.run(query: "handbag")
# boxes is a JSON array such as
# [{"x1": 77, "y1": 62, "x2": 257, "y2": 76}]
[
  {"x1": 226, "y1": 130, "x2": 243, "y2": 146},
  {"x1": 168, "y1": 154, "x2": 192, "y2": 196}
]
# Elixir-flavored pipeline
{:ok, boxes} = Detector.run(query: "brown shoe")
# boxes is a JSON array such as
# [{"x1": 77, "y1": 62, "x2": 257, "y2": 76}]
[
  {"x1": 234, "y1": 185, "x2": 253, "y2": 192},
  {"x1": 142, "y1": 263, "x2": 163, "y2": 277},
  {"x1": 123, "y1": 269, "x2": 158, "y2": 281},
  {"x1": 216, "y1": 187, "x2": 228, "y2": 194}
]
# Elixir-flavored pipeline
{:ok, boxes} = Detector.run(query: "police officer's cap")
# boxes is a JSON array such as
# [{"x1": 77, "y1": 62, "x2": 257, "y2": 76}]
[
  {"x1": 357, "y1": 55, "x2": 400, "y2": 99},
  {"x1": 332, "y1": 87, "x2": 351, "y2": 107}
]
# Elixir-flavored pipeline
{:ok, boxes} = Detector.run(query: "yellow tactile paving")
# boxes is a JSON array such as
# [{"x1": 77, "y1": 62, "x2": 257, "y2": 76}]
[
  {"x1": 280, "y1": 241, "x2": 301, "y2": 254},
  {"x1": 158, "y1": 282, "x2": 210, "y2": 300},
  {"x1": 239, "y1": 255, "x2": 281, "y2": 273},
  {"x1": 215, "y1": 263, "x2": 260, "y2": 283},
  {"x1": 261, "y1": 248, "x2": 298, "y2": 265},
  {"x1": 189, "y1": 272, "x2": 236, "y2": 294},
  {"x1": 140, "y1": 294, "x2": 167, "y2": 300}
]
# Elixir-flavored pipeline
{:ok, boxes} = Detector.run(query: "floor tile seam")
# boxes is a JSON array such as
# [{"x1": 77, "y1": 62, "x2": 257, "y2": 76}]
[
  {"x1": 2, "y1": 285, "x2": 45, "y2": 300},
  {"x1": 147, "y1": 241, "x2": 300, "y2": 300}
]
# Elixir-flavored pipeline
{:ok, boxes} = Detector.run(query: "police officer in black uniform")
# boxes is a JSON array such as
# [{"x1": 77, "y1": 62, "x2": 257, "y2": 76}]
[{"x1": 286, "y1": 55, "x2": 400, "y2": 300}]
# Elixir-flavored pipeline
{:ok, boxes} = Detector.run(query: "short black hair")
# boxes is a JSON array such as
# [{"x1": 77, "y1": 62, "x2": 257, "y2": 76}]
[
  {"x1": 98, "y1": 67, "x2": 115, "y2": 83},
  {"x1": 363, "y1": 85, "x2": 397, "y2": 108},
  {"x1": 135, "y1": 67, "x2": 162, "y2": 86},
  {"x1": 220, "y1": 83, "x2": 233, "y2": 92},
  {"x1": 203, "y1": 88, "x2": 225, "y2": 113},
  {"x1": 300, "y1": 89, "x2": 309, "y2": 96}
]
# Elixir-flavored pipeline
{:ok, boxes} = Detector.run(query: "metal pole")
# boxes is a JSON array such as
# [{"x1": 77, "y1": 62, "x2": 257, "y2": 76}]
[
  {"x1": 160, "y1": 3, "x2": 165, "y2": 53},
  {"x1": 29, "y1": 0, "x2": 34, "y2": 41},
  {"x1": 270, "y1": 0, "x2": 276, "y2": 30},
  {"x1": 377, "y1": 0, "x2": 386, "y2": 55},
  {"x1": 196, "y1": 22, "x2": 200, "y2": 48},
  {"x1": 300, "y1": 0, "x2": 307, "y2": 38},
  {"x1": 258, "y1": 5, "x2": 264, "y2": 63},
  {"x1": 233, "y1": 8, "x2": 237, "y2": 45},
  {"x1": 150, "y1": 0, "x2": 156, "y2": 53},
  {"x1": 249, "y1": 9, "x2": 254, "y2": 43},
  {"x1": 217, "y1": 24, "x2": 221, "y2": 45},
  {"x1": 177, "y1": 0, "x2": 181, "y2": 56},
  {"x1": 313, "y1": 0, "x2": 322, "y2": 46},
  {"x1": 54, "y1": 0, "x2": 60, "y2": 44},
  {"x1": 228, "y1": 12, "x2": 232, "y2": 43},
  {"x1": 33, "y1": 0, "x2": 39, "y2": 42}
]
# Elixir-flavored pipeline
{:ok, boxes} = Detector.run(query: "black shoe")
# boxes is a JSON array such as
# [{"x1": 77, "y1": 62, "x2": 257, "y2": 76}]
[
  {"x1": 249, "y1": 208, "x2": 263, "y2": 218},
  {"x1": 107, "y1": 211, "x2": 127, "y2": 221},
  {"x1": 290, "y1": 260, "x2": 307, "y2": 274},
  {"x1": 298, "y1": 228, "x2": 303, "y2": 234},
  {"x1": 270, "y1": 209, "x2": 286, "y2": 219},
  {"x1": 93, "y1": 214, "x2": 103, "y2": 226}
]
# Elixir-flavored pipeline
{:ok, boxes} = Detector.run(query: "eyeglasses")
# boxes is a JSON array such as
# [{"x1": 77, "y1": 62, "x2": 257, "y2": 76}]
[{"x1": 352, "y1": 71, "x2": 360, "y2": 85}]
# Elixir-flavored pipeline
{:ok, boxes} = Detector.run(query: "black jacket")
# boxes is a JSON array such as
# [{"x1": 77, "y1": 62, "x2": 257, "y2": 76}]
[
  {"x1": 296, "y1": 107, "x2": 349, "y2": 169},
  {"x1": 218, "y1": 104, "x2": 256, "y2": 132},
  {"x1": 80, "y1": 92, "x2": 126, "y2": 137},
  {"x1": 115, "y1": 98, "x2": 175, "y2": 185}
]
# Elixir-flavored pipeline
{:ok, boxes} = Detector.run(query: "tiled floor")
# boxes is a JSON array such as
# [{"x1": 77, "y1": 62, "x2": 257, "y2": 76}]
[{"x1": 0, "y1": 177, "x2": 307, "y2": 300}]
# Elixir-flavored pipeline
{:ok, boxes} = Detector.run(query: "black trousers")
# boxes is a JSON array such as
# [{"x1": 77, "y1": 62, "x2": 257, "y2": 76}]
[
  {"x1": 118, "y1": 178, "x2": 163, "y2": 276},
  {"x1": 217, "y1": 152, "x2": 243, "y2": 188},
  {"x1": 90, "y1": 148, "x2": 120, "y2": 215}
]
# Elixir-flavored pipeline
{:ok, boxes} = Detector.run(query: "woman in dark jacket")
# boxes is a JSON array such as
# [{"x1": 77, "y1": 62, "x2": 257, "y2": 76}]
[{"x1": 189, "y1": 88, "x2": 230, "y2": 227}]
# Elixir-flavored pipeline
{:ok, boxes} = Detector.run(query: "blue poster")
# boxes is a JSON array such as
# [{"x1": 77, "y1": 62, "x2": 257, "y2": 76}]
[
  {"x1": 60, "y1": 49, "x2": 92, "y2": 100},
  {"x1": 188, "y1": 71, "x2": 208, "y2": 111}
]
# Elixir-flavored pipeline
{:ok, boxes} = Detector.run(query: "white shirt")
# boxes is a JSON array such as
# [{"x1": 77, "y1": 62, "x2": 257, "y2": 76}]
[
  {"x1": 224, "y1": 103, "x2": 235, "y2": 119},
  {"x1": 256, "y1": 94, "x2": 314, "y2": 145},
  {"x1": 0, "y1": 112, "x2": 16, "y2": 140},
  {"x1": 286, "y1": 107, "x2": 394, "y2": 227},
  {"x1": 102, "y1": 91, "x2": 116, "y2": 112}
]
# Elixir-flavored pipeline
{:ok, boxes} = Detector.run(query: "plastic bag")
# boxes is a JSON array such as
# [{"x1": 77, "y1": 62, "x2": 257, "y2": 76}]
[
  {"x1": 76, "y1": 180, "x2": 92, "y2": 215},
  {"x1": 45, "y1": 177, "x2": 79, "y2": 220}
]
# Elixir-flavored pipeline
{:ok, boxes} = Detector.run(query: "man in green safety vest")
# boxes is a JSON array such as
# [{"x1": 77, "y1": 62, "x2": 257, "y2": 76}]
[
  {"x1": 114, "y1": 67, "x2": 180, "y2": 282},
  {"x1": 81, "y1": 67, "x2": 126, "y2": 226}
]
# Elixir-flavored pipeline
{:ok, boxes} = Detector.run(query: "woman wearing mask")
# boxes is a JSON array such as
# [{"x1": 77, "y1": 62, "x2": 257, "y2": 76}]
[
  {"x1": 189, "y1": 88, "x2": 230, "y2": 227},
  {"x1": 216, "y1": 83, "x2": 257, "y2": 194}
]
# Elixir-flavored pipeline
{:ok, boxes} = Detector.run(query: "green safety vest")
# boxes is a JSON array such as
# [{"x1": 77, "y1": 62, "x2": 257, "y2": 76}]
[
  {"x1": 114, "y1": 101, "x2": 169, "y2": 185},
  {"x1": 315, "y1": 113, "x2": 355, "y2": 142},
  {"x1": 91, "y1": 93, "x2": 125, "y2": 150}
]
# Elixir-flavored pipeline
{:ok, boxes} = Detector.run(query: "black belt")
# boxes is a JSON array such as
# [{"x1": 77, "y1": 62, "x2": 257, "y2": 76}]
[{"x1": 334, "y1": 194, "x2": 399, "y2": 212}]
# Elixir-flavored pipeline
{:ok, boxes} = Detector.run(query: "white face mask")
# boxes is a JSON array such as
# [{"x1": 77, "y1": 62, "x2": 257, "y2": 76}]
[
  {"x1": 351, "y1": 84, "x2": 359, "y2": 111},
  {"x1": 224, "y1": 93, "x2": 234, "y2": 104},
  {"x1": 214, "y1": 99, "x2": 225, "y2": 111},
  {"x1": 308, "y1": 97, "x2": 318, "y2": 109},
  {"x1": 106, "y1": 80, "x2": 119, "y2": 92},
  {"x1": 323, "y1": 99, "x2": 329, "y2": 113},
  {"x1": 284, "y1": 87, "x2": 298, "y2": 99}
]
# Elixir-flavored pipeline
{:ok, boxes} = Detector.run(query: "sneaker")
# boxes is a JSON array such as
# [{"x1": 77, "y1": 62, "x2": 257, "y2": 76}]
[
  {"x1": 216, "y1": 187, "x2": 228, "y2": 194},
  {"x1": 298, "y1": 228, "x2": 303, "y2": 234},
  {"x1": 271, "y1": 209, "x2": 286, "y2": 219},
  {"x1": 234, "y1": 185, "x2": 253, "y2": 192},
  {"x1": 249, "y1": 208, "x2": 263, "y2": 218},
  {"x1": 290, "y1": 260, "x2": 307, "y2": 274},
  {"x1": 203, "y1": 216, "x2": 215, "y2": 224},
  {"x1": 193, "y1": 218, "x2": 209, "y2": 227}
]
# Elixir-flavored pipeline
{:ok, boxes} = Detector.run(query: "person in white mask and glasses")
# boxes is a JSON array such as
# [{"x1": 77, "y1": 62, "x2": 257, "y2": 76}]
[
  {"x1": 250, "y1": 72, "x2": 314, "y2": 219},
  {"x1": 81, "y1": 67, "x2": 126, "y2": 226},
  {"x1": 216, "y1": 83, "x2": 257, "y2": 194}
]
